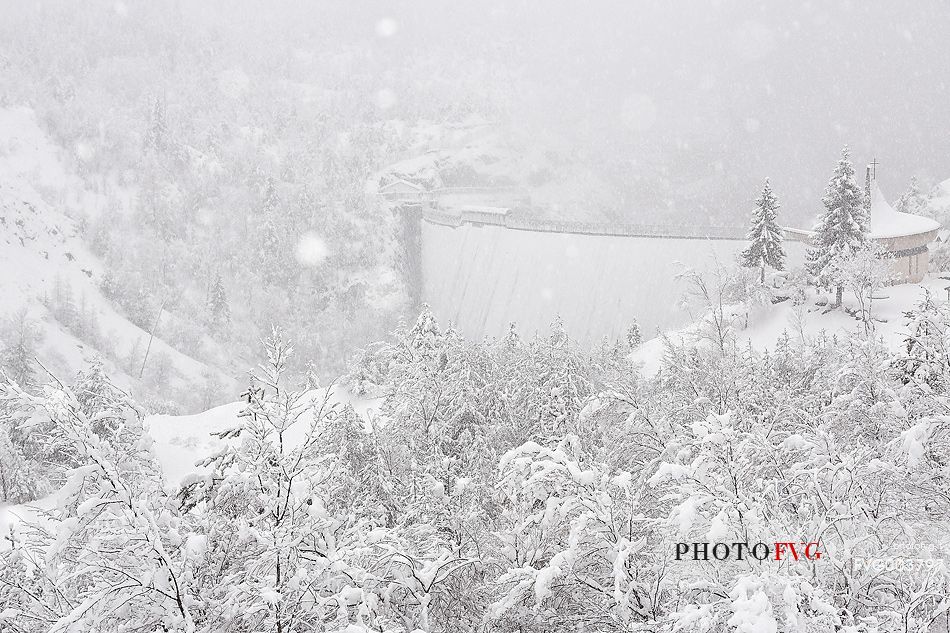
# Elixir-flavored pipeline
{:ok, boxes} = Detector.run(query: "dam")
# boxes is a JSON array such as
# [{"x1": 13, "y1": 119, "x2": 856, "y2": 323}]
[{"x1": 418, "y1": 210, "x2": 804, "y2": 345}]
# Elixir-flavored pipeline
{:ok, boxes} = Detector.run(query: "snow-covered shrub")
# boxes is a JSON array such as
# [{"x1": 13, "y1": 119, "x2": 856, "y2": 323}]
[
  {"x1": 5, "y1": 306, "x2": 950, "y2": 632},
  {"x1": 929, "y1": 240, "x2": 950, "y2": 273},
  {"x1": 0, "y1": 375, "x2": 195, "y2": 632}
]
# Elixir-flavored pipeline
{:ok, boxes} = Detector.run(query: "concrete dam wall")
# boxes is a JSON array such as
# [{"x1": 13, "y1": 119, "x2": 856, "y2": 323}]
[{"x1": 420, "y1": 219, "x2": 805, "y2": 344}]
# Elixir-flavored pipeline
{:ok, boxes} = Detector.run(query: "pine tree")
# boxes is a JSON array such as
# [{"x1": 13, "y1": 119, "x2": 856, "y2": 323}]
[
  {"x1": 625, "y1": 320, "x2": 642, "y2": 348},
  {"x1": 143, "y1": 95, "x2": 166, "y2": 153},
  {"x1": 257, "y1": 179, "x2": 291, "y2": 286},
  {"x1": 72, "y1": 357, "x2": 128, "y2": 438},
  {"x1": 1, "y1": 309, "x2": 40, "y2": 389},
  {"x1": 806, "y1": 146, "x2": 869, "y2": 307},
  {"x1": 895, "y1": 176, "x2": 929, "y2": 216},
  {"x1": 0, "y1": 422, "x2": 36, "y2": 503},
  {"x1": 100, "y1": 269, "x2": 120, "y2": 299},
  {"x1": 407, "y1": 303, "x2": 445, "y2": 360},
  {"x1": 58, "y1": 280, "x2": 79, "y2": 329},
  {"x1": 258, "y1": 213, "x2": 284, "y2": 285},
  {"x1": 503, "y1": 321, "x2": 522, "y2": 348},
  {"x1": 741, "y1": 179, "x2": 786, "y2": 283},
  {"x1": 260, "y1": 177, "x2": 280, "y2": 217},
  {"x1": 207, "y1": 272, "x2": 230, "y2": 329},
  {"x1": 295, "y1": 183, "x2": 319, "y2": 227},
  {"x1": 535, "y1": 316, "x2": 588, "y2": 436}
]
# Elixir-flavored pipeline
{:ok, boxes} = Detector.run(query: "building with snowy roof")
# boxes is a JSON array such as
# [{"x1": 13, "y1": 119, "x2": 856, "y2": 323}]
[
  {"x1": 377, "y1": 178, "x2": 429, "y2": 204},
  {"x1": 785, "y1": 169, "x2": 940, "y2": 284},
  {"x1": 865, "y1": 179, "x2": 940, "y2": 282}
]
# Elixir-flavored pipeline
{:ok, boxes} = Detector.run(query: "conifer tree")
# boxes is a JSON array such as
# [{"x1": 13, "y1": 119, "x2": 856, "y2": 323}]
[
  {"x1": 625, "y1": 320, "x2": 642, "y2": 348},
  {"x1": 503, "y1": 321, "x2": 522, "y2": 348},
  {"x1": 741, "y1": 178, "x2": 786, "y2": 283},
  {"x1": 407, "y1": 303, "x2": 445, "y2": 360},
  {"x1": 1, "y1": 309, "x2": 40, "y2": 389},
  {"x1": 806, "y1": 146, "x2": 869, "y2": 307},
  {"x1": 143, "y1": 95, "x2": 166, "y2": 153},
  {"x1": 207, "y1": 272, "x2": 230, "y2": 329},
  {"x1": 58, "y1": 280, "x2": 79, "y2": 329},
  {"x1": 72, "y1": 357, "x2": 129, "y2": 438},
  {"x1": 895, "y1": 175, "x2": 929, "y2": 216},
  {"x1": 258, "y1": 214, "x2": 284, "y2": 285},
  {"x1": 260, "y1": 177, "x2": 280, "y2": 217},
  {"x1": 257, "y1": 180, "x2": 292, "y2": 286}
]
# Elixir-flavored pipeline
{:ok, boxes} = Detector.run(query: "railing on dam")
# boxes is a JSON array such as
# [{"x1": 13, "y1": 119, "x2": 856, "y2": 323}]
[{"x1": 417, "y1": 206, "x2": 748, "y2": 240}]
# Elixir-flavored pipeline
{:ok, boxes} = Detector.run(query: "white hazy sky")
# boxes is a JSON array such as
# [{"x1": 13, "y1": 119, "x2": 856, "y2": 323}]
[
  {"x1": 7, "y1": 0, "x2": 950, "y2": 223},
  {"x1": 341, "y1": 0, "x2": 950, "y2": 221}
]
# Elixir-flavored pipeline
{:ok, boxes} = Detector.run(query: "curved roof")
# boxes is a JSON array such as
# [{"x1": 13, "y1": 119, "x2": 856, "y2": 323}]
[{"x1": 869, "y1": 182, "x2": 940, "y2": 239}]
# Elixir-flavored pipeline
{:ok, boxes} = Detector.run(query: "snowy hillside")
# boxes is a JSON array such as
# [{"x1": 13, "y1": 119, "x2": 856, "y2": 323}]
[{"x1": 0, "y1": 107, "x2": 235, "y2": 409}]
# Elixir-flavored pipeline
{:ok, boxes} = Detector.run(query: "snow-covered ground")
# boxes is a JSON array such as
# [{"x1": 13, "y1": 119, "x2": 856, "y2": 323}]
[
  {"x1": 147, "y1": 385, "x2": 383, "y2": 484},
  {"x1": 633, "y1": 276, "x2": 950, "y2": 375}
]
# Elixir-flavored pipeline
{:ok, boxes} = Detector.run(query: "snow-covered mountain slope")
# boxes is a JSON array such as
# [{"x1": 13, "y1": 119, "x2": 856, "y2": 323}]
[{"x1": 0, "y1": 107, "x2": 234, "y2": 406}]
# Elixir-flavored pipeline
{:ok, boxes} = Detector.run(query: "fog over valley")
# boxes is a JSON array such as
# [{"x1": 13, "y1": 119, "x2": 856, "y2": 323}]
[{"x1": 3, "y1": 3, "x2": 950, "y2": 632}]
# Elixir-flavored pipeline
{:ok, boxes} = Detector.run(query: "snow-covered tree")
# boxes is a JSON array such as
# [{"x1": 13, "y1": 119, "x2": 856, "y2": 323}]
[
  {"x1": 894, "y1": 289, "x2": 950, "y2": 392},
  {"x1": 260, "y1": 176, "x2": 280, "y2": 217},
  {"x1": 72, "y1": 357, "x2": 130, "y2": 438},
  {"x1": 177, "y1": 328, "x2": 472, "y2": 631},
  {"x1": 503, "y1": 321, "x2": 522, "y2": 348},
  {"x1": 0, "y1": 308, "x2": 41, "y2": 389},
  {"x1": 677, "y1": 263, "x2": 746, "y2": 352},
  {"x1": 255, "y1": 178, "x2": 295, "y2": 287},
  {"x1": 626, "y1": 319, "x2": 642, "y2": 348},
  {"x1": 258, "y1": 212, "x2": 288, "y2": 286},
  {"x1": 740, "y1": 178, "x2": 786, "y2": 283},
  {"x1": 488, "y1": 434, "x2": 667, "y2": 631},
  {"x1": 0, "y1": 402, "x2": 38, "y2": 503},
  {"x1": 806, "y1": 147, "x2": 869, "y2": 307},
  {"x1": 407, "y1": 303, "x2": 446, "y2": 360},
  {"x1": 895, "y1": 175, "x2": 930, "y2": 216},
  {"x1": 179, "y1": 328, "x2": 368, "y2": 630},
  {"x1": 535, "y1": 316, "x2": 590, "y2": 437},
  {"x1": 143, "y1": 95, "x2": 167, "y2": 153},
  {"x1": 833, "y1": 241, "x2": 895, "y2": 333},
  {"x1": 207, "y1": 271, "x2": 230, "y2": 329},
  {"x1": 0, "y1": 374, "x2": 196, "y2": 631}
]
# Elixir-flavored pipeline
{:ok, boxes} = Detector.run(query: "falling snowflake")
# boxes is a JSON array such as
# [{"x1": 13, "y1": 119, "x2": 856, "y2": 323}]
[
  {"x1": 375, "y1": 89, "x2": 397, "y2": 110},
  {"x1": 296, "y1": 232, "x2": 330, "y2": 267},
  {"x1": 375, "y1": 18, "x2": 398, "y2": 38}
]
